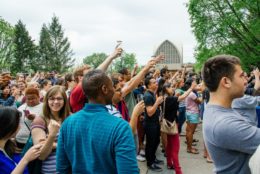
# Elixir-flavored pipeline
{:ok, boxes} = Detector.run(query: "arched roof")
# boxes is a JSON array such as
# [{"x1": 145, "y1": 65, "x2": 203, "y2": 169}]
[{"x1": 154, "y1": 40, "x2": 182, "y2": 64}]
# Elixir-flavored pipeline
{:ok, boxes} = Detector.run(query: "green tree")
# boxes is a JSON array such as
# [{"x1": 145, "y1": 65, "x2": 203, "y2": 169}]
[
  {"x1": 47, "y1": 15, "x2": 74, "y2": 73},
  {"x1": 0, "y1": 18, "x2": 15, "y2": 71},
  {"x1": 187, "y1": 0, "x2": 260, "y2": 71},
  {"x1": 38, "y1": 24, "x2": 54, "y2": 71},
  {"x1": 12, "y1": 20, "x2": 37, "y2": 74},
  {"x1": 83, "y1": 53, "x2": 108, "y2": 68},
  {"x1": 113, "y1": 53, "x2": 137, "y2": 72}
]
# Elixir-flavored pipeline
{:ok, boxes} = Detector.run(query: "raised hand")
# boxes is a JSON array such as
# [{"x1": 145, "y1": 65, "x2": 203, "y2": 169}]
[
  {"x1": 48, "y1": 119, "x2": 61, "y2": 138},
  {"x1": 26, "y1": 114, "x2": 36, "y2": 120},
  {"x1": 253, "y1": 68, "x2": 259, "y2": 77},
  {"x1": 110, "y1": 47, "x2": 123, "y2": 59},
  {"x1": 12, "y1": 88, "x2": 20, "y2": 97},
  {"x1": 133, "y1": 101, "x2": 145, "y2": 117},
  {"x1": 191, "y1": 81, "x2": 197, "y2": 89},
  {"x1": 152, "y1": 54, "x2": 165, "y2": 63},
  {"x1": 156, "y1": 96, "x2": 164, "y2": 105}
]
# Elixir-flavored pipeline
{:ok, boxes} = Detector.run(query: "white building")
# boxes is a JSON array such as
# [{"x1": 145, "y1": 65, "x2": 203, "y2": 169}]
[{"x1": 154, "y1": 40, "x2": 183, "y2": 70}]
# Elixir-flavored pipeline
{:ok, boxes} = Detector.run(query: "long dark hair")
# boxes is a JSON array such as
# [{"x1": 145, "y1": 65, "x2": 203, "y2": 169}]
[
  {"x1": 156, "y1": 78, "x2": 166, "y2": 96},
  {"x1": 0, "y1": 107, "x2": 21, "y2": 157},
  {"x1": 0, "y1": 84, "x2": 11, "y2": 99},
  {"x1": 162, "y1": 82, "x2": 172, "y2": 96}
]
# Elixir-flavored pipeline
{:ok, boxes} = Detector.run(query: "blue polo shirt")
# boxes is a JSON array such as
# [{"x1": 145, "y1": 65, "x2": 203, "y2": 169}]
[{"x1": 56, "y1": 103, "x2": 138, "y2": 174}]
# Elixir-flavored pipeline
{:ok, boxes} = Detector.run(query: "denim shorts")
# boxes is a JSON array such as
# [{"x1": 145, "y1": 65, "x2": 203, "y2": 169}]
[{"x1": 186, "y1": 112, "x2": 200, "y2": 124}]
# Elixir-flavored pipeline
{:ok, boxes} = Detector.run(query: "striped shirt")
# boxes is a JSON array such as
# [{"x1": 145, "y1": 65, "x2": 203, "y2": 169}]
[
  {"x1": 31, "y1": 116, "x2": 58, "y2": 174},
  {"x1": 106, "y1": 104, "x2": 122, "y2": 118}
]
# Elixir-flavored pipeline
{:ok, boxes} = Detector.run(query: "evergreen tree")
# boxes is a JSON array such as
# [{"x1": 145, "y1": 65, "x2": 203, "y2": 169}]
[
  {"x1": 12, "y1": 20, "x2": 37, "y2": 74},
  {"x1": 47, "y1": 15, "x2": 74, "y2": 73},
  {"x1": 39, "y1": 24, "x2": 54, "y2": 71}
]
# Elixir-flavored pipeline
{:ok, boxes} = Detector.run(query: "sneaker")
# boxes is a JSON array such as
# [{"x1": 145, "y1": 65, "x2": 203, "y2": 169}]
[
  {"x1": 136, "y1": 155, "x2": 146, "y2": 162},
  {"x1": 139, "y1": 149, "x2": 145, "y2": 156},
  {"x1": 154, "y1": 158, "x2": 164, "y2": 165},
  {"x1": 148, "y1": 163, "x2": 163, "y2": 172}
]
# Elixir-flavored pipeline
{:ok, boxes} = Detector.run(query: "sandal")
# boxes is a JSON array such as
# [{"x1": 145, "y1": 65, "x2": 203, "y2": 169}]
[
  {"x1": 185, "y1": 141, "x2": 197, "y2": 146},
  {"x1": 187, "y1": 148, "x2": 199, "y2": 154},
  {"x1": 193, "y1": 139, "x2": 199, "y2": 143},
  {"x1": 206, "y1": 157, "x2": 213, "y2": 163}
]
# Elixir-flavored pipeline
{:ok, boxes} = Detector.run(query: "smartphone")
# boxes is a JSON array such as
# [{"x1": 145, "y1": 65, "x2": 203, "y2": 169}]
[
  {"x1": 137, "y1": 94, "x2": 144, "y2": 102},
  {"x1": 23, "y1": 110, "x2": 30, "y2": 116}
]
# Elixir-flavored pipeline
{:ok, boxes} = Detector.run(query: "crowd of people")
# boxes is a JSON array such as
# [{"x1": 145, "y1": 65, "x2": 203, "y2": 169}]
[{"x1": 0, "y1": 47, "x2": 259, "y2": 174}]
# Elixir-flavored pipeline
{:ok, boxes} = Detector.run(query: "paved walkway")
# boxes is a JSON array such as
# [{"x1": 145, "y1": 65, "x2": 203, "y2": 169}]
[{"x1": 138, "y1": 123, "x2": 214, "y2": 174}]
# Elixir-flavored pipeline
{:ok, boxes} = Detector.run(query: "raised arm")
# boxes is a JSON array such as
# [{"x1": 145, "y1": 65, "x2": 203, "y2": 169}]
[
  {"x1": 169, "y1": 71, "x2": 179, "y2": 84},
  {"x1": 181, "y1": 66, "x2": 186, "y2": 79},
  {"x1": 178, "y1": 81, "x2": 196, "y2": 101},
  {"x1": 131, "y1": 64, "x2": 138, "y2": 78},
  {"x1": 129, "y1": 101, "x2": 145, "y2": 133},
  {"x1": 97, "y1": 48, "x2": 123, "y2": 72},
  {"x1": 121, "y1": 55, "x2": 164, "y2": 97},
  {"x1": 31, "y1": 119, "x2": 60, "y2": 160},
  {"x1": 145, "y1": 96, "x2": 163, "y2": 117},
  {"x1": 30, "y1": 72, "x2": 40, "y2": 82}
]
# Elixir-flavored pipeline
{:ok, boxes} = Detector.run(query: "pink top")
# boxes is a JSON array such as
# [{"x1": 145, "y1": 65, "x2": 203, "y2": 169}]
[{"x1": 185, "y1": 92, "x2": 199, "y2": 114}]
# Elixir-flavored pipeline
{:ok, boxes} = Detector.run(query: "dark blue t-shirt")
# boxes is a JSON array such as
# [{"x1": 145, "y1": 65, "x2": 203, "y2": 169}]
[
  {"x1": 144, "y1": 90, "x2": 160, "y2": 124},
  {"x1": 0, "y1": 150, "x2": 29, "y2": 174}
]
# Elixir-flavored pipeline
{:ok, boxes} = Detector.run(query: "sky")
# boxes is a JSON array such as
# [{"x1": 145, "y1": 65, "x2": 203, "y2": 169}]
[{"x1": 0, "y1": 0, "x2": 197, "y2": 66}]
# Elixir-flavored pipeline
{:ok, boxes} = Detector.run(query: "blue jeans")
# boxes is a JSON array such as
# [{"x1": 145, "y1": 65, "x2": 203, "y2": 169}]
[
  {"x1": 177, "y1": 107, "x2": 186, "y2": 134},
  {"x1": 256, "y1": 106, "x2": 260, "y2": 128}
]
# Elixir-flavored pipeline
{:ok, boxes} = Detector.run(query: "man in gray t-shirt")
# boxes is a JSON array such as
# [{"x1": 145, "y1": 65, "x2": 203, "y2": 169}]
[
  {"x1": 204, "y1": 105, "x2": 260, "y2": 173},
  {"x1": 202, "y1": 55, "x2": 260, "y2": 174}
]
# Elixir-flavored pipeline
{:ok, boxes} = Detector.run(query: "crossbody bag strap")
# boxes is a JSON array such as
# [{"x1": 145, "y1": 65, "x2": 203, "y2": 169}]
[
  {"x1": 24, "y1": 118, "x2": 31, "y2": 132},
  {"x1": 23, "y1": 105, "x2": 31, "y2": 132},
  {"x1": 162, "y1": 96, "x2": 166, "y2": 118}
]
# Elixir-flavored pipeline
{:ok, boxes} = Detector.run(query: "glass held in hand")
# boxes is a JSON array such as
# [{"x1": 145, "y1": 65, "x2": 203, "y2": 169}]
[{"x1": 115, "y1": 40, "x2": 122, "y2": 49}]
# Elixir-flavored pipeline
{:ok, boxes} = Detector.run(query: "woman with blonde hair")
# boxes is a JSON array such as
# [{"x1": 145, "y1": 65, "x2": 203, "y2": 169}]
[{"x1": 31, "y1": 85, "x2": 70, "y2": 173}]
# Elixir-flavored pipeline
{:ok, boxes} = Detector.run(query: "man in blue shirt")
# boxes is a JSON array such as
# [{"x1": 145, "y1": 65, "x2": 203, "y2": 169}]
[{"x1": 56, "y1": 69, "x2": 139, "y2": 174}]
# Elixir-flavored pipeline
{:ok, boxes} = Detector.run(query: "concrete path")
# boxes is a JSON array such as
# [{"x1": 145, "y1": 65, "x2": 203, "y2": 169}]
[{"x1": 138, "y1": 123, "x2": 214, "y2": 174}]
